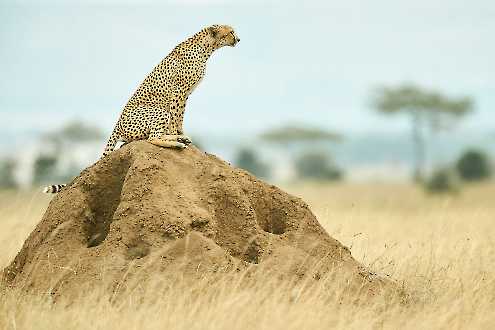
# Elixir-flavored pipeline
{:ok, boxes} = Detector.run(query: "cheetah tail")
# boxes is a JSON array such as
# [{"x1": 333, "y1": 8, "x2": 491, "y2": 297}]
[
  {"x1": 43, "y1": 184, "x2": 66, "y2": 194},
  {"x1": 103, "y1": 128, "x2": 119, "y2": 157}
]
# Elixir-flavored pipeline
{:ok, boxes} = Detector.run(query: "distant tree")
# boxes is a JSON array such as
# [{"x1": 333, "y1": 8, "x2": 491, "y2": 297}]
[
  {"x1": 371, "y1": 84, "x2": 473, "y2": 181},
  {"x1": 58, "y1": 162, "x2": 83, "y2": 183},
  {"x1": 424, "y1": 167, "x2": 459, "y2": 194},
  {"x1": 235, "y1": 148, "x2": 270, "y2": 179},
  {"x1": 295, "y1": 152, "x2": 342, "y2": 181},
  {"x1": 43, "y1": 121, "x2": 104, "y2": 144},
  {"x1": 32, "y1": 155, "x2": 58, "y2": 184},
  {"x1": 42, "y1": 120, "x2": 104, "y2": 156},
  {"x1": 34, "y1": 120, "x2": 104, "y2": 185},
  {"x1": 260, "y1": 125, "x2": 342, "y2": 144},
  {"x1": 0, "y1": 158, "x2": 17, "y2": 188},
  {"x1": 456, "y1": 149, "x2": 492, "y2": 181}
]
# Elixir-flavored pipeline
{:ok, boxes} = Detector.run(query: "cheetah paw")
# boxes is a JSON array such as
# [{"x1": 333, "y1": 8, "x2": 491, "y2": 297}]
[
  {"x1": 177, "y1": 135, "x2": 192, "y2": 145},
  {"x1": 175, "y1": 142, "x2": 187, "y2": 149}
]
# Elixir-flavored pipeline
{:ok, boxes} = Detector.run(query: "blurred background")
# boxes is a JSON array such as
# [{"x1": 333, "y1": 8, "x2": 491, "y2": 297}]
[{"x1": 1, "y1": 0, "x2": 494, "y2": 191}]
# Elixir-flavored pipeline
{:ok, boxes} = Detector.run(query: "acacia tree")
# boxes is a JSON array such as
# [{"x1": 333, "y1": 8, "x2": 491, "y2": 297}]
[
  {"x1": 0, "y1": 158, "x2": 17, "y2": 188},
  {"x1": 35, "y1": 121, "x2": 105, "y2": 184},
  {"x1": 260, "y1": 125, "x2": 342, "y2": 143},
  {"x1": 234, "y1": 148, "x2": 270, "y2": 179},
  {"x1": 43, "y1": 121, "x2": 104, "y2": 149},
  {"x1": 371, "y1": 84, "x2": 473, "y2": 181},
  {"x1": 259, "y1": 125, "x2": 343, "y2": 181}
]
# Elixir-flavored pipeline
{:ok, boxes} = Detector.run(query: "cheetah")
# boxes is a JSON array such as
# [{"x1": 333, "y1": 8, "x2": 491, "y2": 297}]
[{"x1": 43, "y1": 24, "x2": 240, "y2": 194}]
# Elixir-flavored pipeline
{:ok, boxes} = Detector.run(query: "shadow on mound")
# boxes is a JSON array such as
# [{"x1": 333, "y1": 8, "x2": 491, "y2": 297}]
[{"x1": 1, "y1": 141, "x2": 395, "y2": 301}]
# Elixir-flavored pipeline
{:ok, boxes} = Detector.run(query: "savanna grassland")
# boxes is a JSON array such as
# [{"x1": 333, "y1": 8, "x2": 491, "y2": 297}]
[{"x1": 1, "y1": 183, "x2": 494, "y2": 329}]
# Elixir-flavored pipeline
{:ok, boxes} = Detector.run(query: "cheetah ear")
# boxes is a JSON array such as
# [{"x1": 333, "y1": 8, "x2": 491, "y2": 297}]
[{"x1": 208, "y1": 25, "x2": 220, "y2": 38}]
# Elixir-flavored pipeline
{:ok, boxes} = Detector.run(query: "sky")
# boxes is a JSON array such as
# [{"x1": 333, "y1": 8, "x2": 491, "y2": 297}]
[{"x1": 1, "y1": 0, "x2": 494, "y2": 143}]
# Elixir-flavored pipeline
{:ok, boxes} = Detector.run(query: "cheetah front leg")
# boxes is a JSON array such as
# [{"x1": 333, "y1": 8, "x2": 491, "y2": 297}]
[
  {"x1": 147, "y1": 116, "x2": 187, "y2": 150},
  {"x1": 170, "y1": 97, "x2": 192, "y2": 145},
  {"x1": 149, "y1": 138, "x2": 187, "y2": 149},
  {"x1": 175, "y1": 114, "x2": 192, "y2": 145},
  {"x1": 155, "y1": 134, "x2": 190, "y2": 146}
]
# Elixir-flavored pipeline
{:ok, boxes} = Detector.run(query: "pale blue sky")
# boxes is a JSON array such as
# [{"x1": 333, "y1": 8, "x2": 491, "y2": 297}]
[{"x1": 1, "y1": 0, "x2": 494, "y2": 142}]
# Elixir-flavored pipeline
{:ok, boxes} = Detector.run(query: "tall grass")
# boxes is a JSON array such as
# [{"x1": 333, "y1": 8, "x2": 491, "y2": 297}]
[{"x1": 1, "y1": 184, "x2": 494, "y2": 329}]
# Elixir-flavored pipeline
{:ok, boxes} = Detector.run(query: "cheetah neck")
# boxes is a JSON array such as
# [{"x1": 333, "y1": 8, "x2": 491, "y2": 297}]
[{"x1": 176, "y1": 29, "x2": 217, "y2": 60}]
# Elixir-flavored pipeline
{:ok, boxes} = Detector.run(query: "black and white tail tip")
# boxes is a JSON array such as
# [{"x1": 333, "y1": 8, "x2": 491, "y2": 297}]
[{"x1": 43, "y1": 184, "x2": 66, "y2": 194}]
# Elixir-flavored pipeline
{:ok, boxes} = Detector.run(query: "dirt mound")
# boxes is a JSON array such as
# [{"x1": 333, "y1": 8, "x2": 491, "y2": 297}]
[{"x1": 2, "y1": 141, "x2": 392, "y2": 301}]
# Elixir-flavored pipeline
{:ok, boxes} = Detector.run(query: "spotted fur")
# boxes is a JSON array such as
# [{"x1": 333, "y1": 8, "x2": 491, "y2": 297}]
[
  {"x1": 103, "y1": 24, "x2": 240, "y2": 155},
  {"x1": 43, "y1": 24, "x2": 240, "y2": 193}
]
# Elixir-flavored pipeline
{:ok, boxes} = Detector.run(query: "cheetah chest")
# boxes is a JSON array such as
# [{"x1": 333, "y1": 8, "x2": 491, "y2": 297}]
[{"x1": 187, "y1": 76, "x2": 203, "y2": 97}]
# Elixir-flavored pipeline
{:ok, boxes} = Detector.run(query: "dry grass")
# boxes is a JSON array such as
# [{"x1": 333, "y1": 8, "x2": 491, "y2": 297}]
[{"x1": 1, "y1": 183, "x2": 495, "y2": 329}]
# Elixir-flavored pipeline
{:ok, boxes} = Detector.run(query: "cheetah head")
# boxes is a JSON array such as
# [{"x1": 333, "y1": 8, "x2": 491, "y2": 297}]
[{"x1": 208, "y1": 25, "x2": 240, "y2": 48}]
